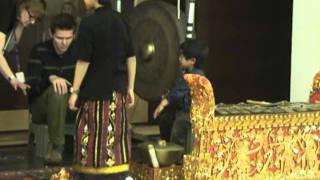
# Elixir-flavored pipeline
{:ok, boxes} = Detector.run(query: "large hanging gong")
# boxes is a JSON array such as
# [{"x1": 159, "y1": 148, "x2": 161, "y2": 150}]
[{"x1": 128, "y1": 0, "x2": 186, "y2": 101}]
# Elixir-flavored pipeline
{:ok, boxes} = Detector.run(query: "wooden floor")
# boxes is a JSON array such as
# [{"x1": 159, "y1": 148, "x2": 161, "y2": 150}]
[
  {"x1": 0, "y1": 124, "x2": 161, "y2": 179},
  {"x1": 0, "y1": 135, "x2": 73, "y2": 180}
]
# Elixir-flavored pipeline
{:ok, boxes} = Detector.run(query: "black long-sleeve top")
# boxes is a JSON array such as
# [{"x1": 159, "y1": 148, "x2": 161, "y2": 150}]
[{"x1": 74, "y1": 6, "x2": 134, "y2": 101}]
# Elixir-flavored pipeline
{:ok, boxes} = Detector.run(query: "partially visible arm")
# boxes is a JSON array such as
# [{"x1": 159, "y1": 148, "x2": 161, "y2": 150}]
[
  {"x1": 166, "y1": 75, "x2": 189, "y2": 104},
  {"x1": 0, "y1": 31, "x2": 30, "y2": 93},
  {"x1": 71, "y1": 19, "x2": 91, "y2": 91},
  {"x1": 72, "y1": 60, "x2": 89, "y2": 91},
  {"x1": 0, "y1": 32, "x2": 15, "y2": 80},
  {"x1": 68, "y1": 19, "x2": 92, "y2": 110},
  {"x1": 68, "y1": 60, "x2": 89, "y2": 110},
  {"x1": 127, "y1": 56, "x2": 136, "y2": 108},
  {"x1": 0, "y1": 0, "x2": 16, "y2": 79},
  {"x1": 153, "y1": 74, "x2": 189, "y2": 119},
  {"x1": 153, "y1": 98, "x2": 169, "y2": 119}
]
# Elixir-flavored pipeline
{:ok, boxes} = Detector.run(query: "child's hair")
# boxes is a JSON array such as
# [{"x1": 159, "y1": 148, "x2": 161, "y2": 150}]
[
  {"x1": 50, "y1": 13, "x2": 76, "y2": 34},
  {"x1": 17, "y1": 0, "x2": 46, "y2": 17},
  {"x1": 179, "y1": 39, "x2": 209, "y2": 68}
]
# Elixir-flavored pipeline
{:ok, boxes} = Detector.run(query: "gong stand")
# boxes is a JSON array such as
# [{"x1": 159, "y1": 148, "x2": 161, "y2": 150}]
[{"x1": 186, "y1": 0, "x2": 196, "y2": 39}]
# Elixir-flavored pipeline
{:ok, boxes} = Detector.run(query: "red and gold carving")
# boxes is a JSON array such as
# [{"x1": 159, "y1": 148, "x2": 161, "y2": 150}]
[{"x1": 183, "y1": 74, "x2": 320, "y2": 179}]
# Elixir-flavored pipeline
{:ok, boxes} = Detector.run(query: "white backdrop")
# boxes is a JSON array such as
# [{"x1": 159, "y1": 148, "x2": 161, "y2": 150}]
[{"x1": 291, "y1": 0, "x2": 320, "y2": 102}]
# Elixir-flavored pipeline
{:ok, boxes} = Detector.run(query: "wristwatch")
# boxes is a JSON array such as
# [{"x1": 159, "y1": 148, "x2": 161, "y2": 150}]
[{"x1": 70, "y1": 87, "x2": 80, "y2": 95}]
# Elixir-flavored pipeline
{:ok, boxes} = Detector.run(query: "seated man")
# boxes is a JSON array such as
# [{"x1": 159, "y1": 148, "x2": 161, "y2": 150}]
[
  {"x1": 27, "y1": 13, "x2": 77, "y2": 163},
  {"x1": 153, "y1": 39, "x2": 209, "y2": 153}
]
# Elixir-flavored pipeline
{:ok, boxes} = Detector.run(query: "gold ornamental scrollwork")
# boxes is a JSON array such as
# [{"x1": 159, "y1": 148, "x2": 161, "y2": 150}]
[
  {"x1": 183, "y1": 74, "x2": 320, "y2": 179},
  {"x1": 184, "y1": 123, "x2": 320, "y2": 179}
]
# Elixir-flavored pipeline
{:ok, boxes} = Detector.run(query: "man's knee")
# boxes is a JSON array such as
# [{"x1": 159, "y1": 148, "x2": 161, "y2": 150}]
[{"x1": 46, "y1": 86, "x2": 68, "y2": 102}]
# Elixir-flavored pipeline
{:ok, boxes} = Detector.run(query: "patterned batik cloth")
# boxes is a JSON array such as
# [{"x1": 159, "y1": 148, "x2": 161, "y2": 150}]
[{"x1": 73, "y1": 92, "x2": 131, "y2": 175}]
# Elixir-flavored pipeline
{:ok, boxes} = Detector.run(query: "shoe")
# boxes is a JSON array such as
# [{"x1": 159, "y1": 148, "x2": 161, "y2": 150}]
[
  {"x1": 44, "y1": 146, "x2": 53, "y2": 162},
  {"x1": 51, "y1": 149, "x2": 62, "y2": 163},
  {"x1": 45, "y1": 149, "x2": 62, "y2": 164}
]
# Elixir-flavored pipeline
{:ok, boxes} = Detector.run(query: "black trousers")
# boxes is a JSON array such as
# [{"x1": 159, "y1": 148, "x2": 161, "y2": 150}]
[{"x1": 157, "y1": 106, "x2": 193, "y2": 154}]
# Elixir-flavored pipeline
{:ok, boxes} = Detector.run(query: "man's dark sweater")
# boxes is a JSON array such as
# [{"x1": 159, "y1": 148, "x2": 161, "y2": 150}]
[{"x1": 26, "y1": 40, "x2": 76, "y2": 103}]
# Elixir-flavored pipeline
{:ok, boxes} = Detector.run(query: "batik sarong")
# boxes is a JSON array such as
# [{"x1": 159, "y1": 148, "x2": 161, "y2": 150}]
[{"x1": 73, "y1": 92, "x2": 131, "y2": 175}]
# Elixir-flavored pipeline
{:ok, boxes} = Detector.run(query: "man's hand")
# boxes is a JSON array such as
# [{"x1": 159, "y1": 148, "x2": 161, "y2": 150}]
[
  {"x1": 68, "y1": 93, "x2": 78, "y2": 111},
  {"x1": 153, "y1": 99, "x2": 169, "y2": 119},
  {"x1": 49, "y1": 75, "x2": 71, "y2": 95},
  {"x1": 10, "y1": 78, "x2": 30, "y2": 95},
  {"x1": 127, "y1": 89, "x2": 135, "y2": 108}
]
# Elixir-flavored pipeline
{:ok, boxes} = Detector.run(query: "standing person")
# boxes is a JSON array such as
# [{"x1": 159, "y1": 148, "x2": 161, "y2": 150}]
[
  {"x1": 27, "y1": 13, "x2": 77, "y2": 164},
  {"x1": 153, "y1": 39, "x2": 209, "y2": 154},
  {"x1": 0, "y1": 0, "x2": 46, "y2": 93},
  {"x1": 68, "y1": 0, "x2": 136, "y2": 179}
]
